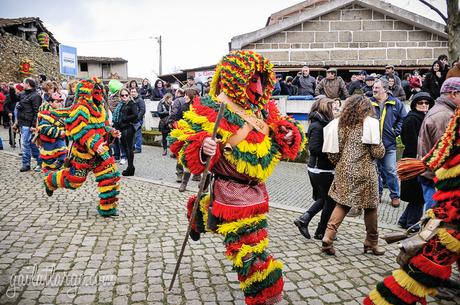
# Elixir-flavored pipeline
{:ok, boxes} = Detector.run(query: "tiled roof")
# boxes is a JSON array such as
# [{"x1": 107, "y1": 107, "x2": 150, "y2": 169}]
[
  {"x1": 0, "y1": 17, "x2": 59, "y2": 44},
  {"x1": 77, "y1": 56, "x2": 128, "y2": 63}
]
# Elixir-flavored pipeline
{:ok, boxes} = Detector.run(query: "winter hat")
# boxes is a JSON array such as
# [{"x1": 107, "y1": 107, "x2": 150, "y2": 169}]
[
  {"x1": 440, "y1": 77, "x2": 460, "y2": 94},
  {"x1": 365, "y1": 76, "x2": 375, "y2": 81},
  {"x1": 410, "y1": 92, "x2": 434, "y2": 111}
]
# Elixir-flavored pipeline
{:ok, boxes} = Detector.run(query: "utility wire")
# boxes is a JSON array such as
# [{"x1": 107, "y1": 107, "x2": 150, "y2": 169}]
[{"x1": 65, "y1": 37, "x2": 151, "y2": 44}]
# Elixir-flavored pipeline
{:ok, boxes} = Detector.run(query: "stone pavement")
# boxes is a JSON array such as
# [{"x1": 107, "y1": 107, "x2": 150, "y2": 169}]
[
  {"x1": 0, "y1": 127, "x2": 404, "y2": 227},
  {"x1": 0, "y1": 151, "x2": 458, "y2": 305}
]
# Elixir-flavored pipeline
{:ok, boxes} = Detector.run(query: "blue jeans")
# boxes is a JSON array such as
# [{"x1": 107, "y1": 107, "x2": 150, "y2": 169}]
[
  {"x1": 398, "y1": 201, "x2": 423, "y2": 229},
  {"x1": 111, "y1": 138, "x2": 126, "y2": 160},
  {"x1": 419, "y1": 176, "x2": 437, "y2": 211},
  {"x1": 20, "y1": 126, "x2": 40, "y2": 167},
  {"x1": 378, "y1": 149, "x2": 400, "y2": 199},
  {"x1": 134, "y1": 120, "x2": 143, "y2": 151}
]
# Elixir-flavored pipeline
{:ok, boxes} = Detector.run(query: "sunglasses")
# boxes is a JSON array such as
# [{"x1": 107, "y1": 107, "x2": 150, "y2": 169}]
[
  {"x1": 121, "y1": 94, "x2": 129, "y2": 97},
  {"x1": 416, "y1": 101, "x2": 430, "y2": 105}
]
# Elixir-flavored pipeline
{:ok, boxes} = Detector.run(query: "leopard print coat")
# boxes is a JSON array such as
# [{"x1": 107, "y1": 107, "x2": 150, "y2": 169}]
[{"x1": 328, "y1": 125, "x2": 385, "y2": 209}]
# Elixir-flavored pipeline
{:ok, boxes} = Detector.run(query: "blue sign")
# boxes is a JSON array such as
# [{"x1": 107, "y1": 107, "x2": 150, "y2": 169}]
[{"x1": 59, "y1": 45, "x2": 77, "y2": 76}]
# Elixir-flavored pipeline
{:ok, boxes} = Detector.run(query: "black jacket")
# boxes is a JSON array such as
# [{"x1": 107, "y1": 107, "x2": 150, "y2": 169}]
[
  {"x1": 133, "y1": 96, "x2": 146, "y2": 122},
  {"x1": 400, "y1": 110, "x2": 425, "y2": 203},
  {"x1": 348, "y1": 80, "x2": 365, "y2": 95},
  {"x1": 139, "y1": 84, "x2": 152, "y2": 100},
  {"x1": 115, "y1": 100, "x2": 138, "y2": 130},
  {"x1": 422, "y1": 71, "x2": 441, "y2": 100},
  {"x1": 307, "y1": 112, "x2": 334, "y2": 170},
  {"x1": 363, "y1": 85, "x2": 374, "y2": 97},
  {"x1": 157, "y1": 99, "x2": 171, "y2": 132},
  {"x1": 17, "y1": 89, "x2": 41, "y2": 127},
  {"x1": 280, "y1": 81, "x2": 298, "y2": 95},
  {"x1": 3, "y1": 87, "x2": 19, "y2": 116},
  {"x1": 152, "y1": 88, "x2": 165, "y2": 101}
]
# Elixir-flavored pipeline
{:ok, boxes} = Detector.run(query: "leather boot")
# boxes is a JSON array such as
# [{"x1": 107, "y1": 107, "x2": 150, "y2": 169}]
[
  {"x1": 294, "y1": 212, "x2": 312, "y2": 239},
  {"x1": 179, "y1": 172, "x2": 191, "y2": 192},
  {"x1": 122, "y1": 166, "x2": 135, "y2": 176},
  {"x1": 363, "y1": 208, "x2": 385, "y2": 255},
  {"x1": 321, "y1": 204, "x2": 349, "y2": 255}
]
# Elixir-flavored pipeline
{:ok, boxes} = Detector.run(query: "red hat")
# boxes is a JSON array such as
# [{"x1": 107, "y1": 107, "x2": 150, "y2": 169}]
[{"x1": 15, "y1": 83, "x2": 24, "y2": 92}]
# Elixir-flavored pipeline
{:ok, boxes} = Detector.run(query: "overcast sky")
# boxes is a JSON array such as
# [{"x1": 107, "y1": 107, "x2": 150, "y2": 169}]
[{"x1": 1, "y1": 0, "x2": 447, "y2": 79}]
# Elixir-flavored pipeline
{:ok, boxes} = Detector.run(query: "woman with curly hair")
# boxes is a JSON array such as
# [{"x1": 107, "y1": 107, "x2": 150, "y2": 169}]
[{"x1": 321, "y1": 95, "x2": 386, "y2": 256}]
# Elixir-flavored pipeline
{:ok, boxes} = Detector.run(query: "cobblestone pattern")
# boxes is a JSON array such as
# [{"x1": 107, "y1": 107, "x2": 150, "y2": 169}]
[
  {"x1": 0, "y1": 151, "x2": 458, "y2": 305},
  {"x1": 0, "y1": 128, "x2": 404, "y2": 227}
]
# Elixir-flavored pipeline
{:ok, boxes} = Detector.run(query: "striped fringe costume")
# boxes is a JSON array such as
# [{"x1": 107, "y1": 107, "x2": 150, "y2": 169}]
[
  {"x1": 44, "y1": 79, "x2": 120, "y2": 216},
  {"x1": 169, "y1": 51, "x2": 307, "y2": 305},
  {"x1": 364, "y1": 108, "x2": 460, "y2": 305},
  {"x1": 37, "y1": 102, "x2": 69, "y2": 172}
]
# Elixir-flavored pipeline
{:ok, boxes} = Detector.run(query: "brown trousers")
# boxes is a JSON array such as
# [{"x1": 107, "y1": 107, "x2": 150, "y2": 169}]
[{"x1": 323, "y1": 204, "x2": 379, "y2": 246}]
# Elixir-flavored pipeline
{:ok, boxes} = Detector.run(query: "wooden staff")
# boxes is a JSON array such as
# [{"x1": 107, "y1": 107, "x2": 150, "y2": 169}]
[{"x1": 168, "y1": 101, "x2": 226, "y2": 291}]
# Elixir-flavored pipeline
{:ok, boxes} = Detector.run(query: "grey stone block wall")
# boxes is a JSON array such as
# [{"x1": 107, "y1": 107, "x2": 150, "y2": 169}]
[{"x1": 242, "y1": 4, "x2": 447, "y2": 66}]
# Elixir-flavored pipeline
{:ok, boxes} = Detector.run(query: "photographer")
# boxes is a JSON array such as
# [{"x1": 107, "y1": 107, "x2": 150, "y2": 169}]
[{"x1": 292, "y1": 66, "x2": 316, "y2": 96}]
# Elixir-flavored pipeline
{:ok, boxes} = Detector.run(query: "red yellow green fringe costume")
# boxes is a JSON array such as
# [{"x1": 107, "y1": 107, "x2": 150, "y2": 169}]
[
  {"x1": 44, "y1": 78, "x2": 120, "y2": 216},
  {"x1": 364, "y1": 107, "x2": 460, "y2": 305},
  {"x1": 37, "y1": 102, "x2": 69, "y2": 172},
  {"x1": 169, "y1": 51, "x2": 306, "y2": 305}
]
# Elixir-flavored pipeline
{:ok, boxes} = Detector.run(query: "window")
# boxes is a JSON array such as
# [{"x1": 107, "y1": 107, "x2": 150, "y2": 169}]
[{"x1": 80, "y1": 62, "x2": 88, "y2": 72}]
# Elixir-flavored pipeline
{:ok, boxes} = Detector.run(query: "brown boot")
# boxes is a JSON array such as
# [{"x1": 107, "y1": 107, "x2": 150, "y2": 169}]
[
  {"x1": 179, "y1": 172, "x2": 191, "y2": 192},
  {"x1": 363, "y1": 208, "x2": 385, "y2": 255},
  {"x1": 321, "y1": 240, "x2": 336, "y2": 256},
  {"x1": 321, "y1": 204, "x2": 349, "y2": 256}
]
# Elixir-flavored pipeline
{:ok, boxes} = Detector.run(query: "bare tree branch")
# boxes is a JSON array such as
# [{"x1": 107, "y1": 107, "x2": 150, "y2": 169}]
[{"x1": 418, "y1": 0, "x2": 448, "y2": 23}]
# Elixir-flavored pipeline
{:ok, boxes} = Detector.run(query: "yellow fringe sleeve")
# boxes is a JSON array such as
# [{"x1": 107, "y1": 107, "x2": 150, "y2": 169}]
[
  {"x1": 369, "y1": 289, "x2": 392, "y2": 305},
  {"x1": 437, "y1": 228, "x2": 460, "y2": 254},
  {"x1": 392, "y1": 269, "x2": 437, "y2": 298}
]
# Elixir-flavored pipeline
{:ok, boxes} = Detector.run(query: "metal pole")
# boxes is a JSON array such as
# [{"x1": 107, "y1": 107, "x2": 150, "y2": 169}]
[{"x1": 158, "y1": 35, "x2": 162, "y2": 76}]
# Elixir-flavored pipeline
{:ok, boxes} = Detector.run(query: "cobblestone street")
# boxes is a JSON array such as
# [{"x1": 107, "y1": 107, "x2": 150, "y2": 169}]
[
  {"x1": 0, "y1": 126, "x2": 408, "y2": 227},
  {"x1": 0, "y1": 150, "x2": 458, "y2": 305}
]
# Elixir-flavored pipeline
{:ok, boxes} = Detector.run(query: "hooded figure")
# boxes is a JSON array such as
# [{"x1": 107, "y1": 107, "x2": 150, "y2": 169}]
[
  {"x1": 44, "y1": 78, "x2": 121, "y2": 217},
  {"x1": 169, "y1": 50, "x2": 307, "y2": 305}
]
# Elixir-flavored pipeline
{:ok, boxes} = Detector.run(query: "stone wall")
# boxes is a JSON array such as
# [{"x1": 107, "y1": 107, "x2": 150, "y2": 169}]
[
  {"x1": 0, "y1": 33, "x2": 62, "y2": 83},
  {"x1": 242, "y1": 4, "x2": 448, "y2": 66}
]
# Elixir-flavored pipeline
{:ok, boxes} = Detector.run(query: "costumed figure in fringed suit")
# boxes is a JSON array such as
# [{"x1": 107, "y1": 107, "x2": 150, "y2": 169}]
[
  {"x1": 44, "y1": 78, "x2": 122, "y2": 217},
  {"x1": 37, "y1": 99, "x2": 69, "y2": 172},
  {"x1": 364, "y1": 106, "x2": 460, "y2": 304},
  {"x1": 169, "y1": 50, "x2": 307, "y2": 305}
]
